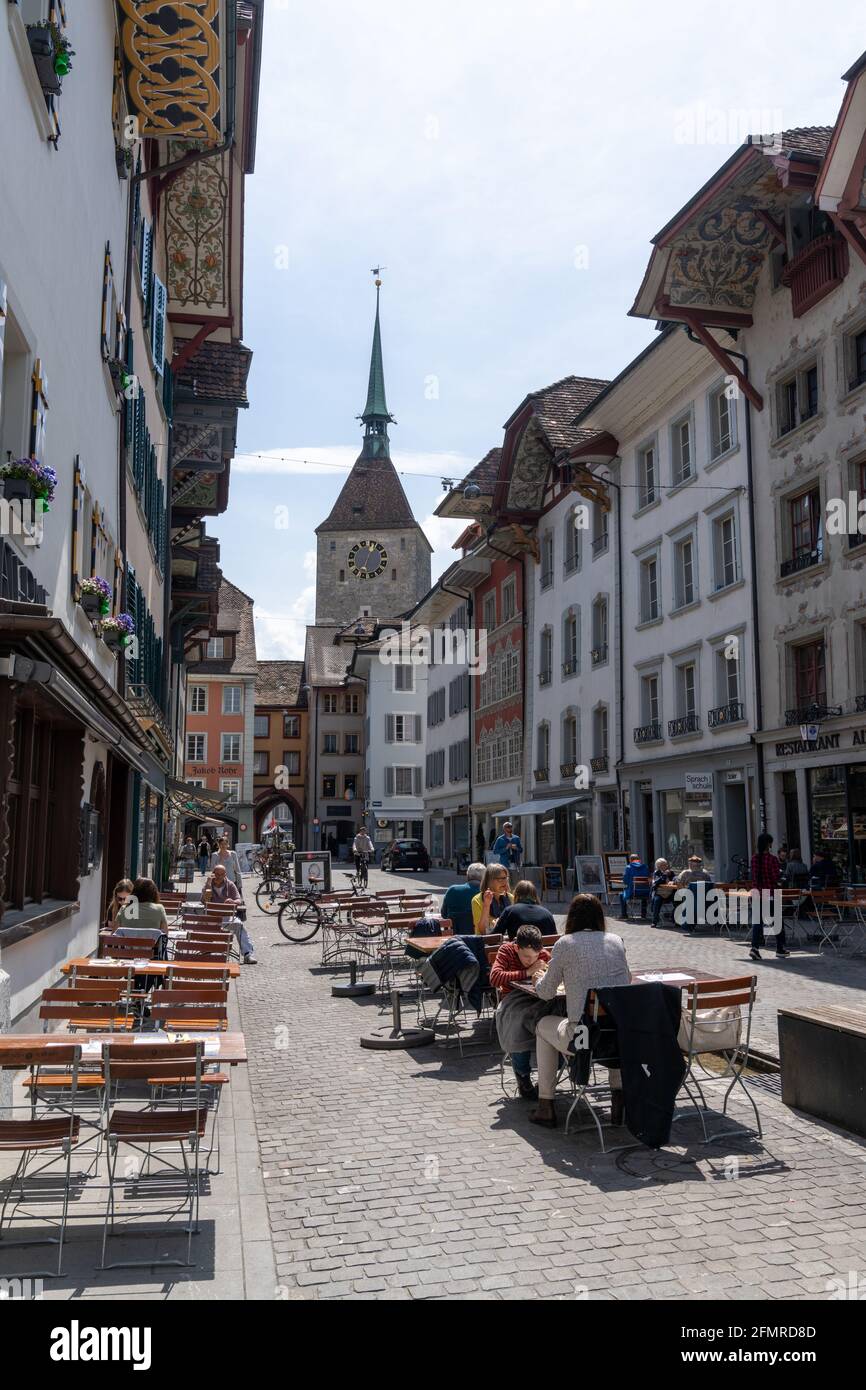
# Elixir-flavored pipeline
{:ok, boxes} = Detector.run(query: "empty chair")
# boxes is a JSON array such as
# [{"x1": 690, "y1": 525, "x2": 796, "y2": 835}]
[
  {"x1": 149, "y1": 987, "x2": 229, "y2": 1032},
  {"x1": 678, "y1": 975, "x2": 760, "y2": 1141},
  {"x1": 39, "y1": 984, "x2": 133, "y2": 1033},
  {"x1": 101, "y1": 933, "x2": 160, "y2": 961},
  {"x1": 172, "y1": 941, "x2": 231, "y2": 965}
]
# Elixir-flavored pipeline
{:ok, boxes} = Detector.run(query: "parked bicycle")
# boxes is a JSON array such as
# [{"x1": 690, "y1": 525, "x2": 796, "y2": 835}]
[
  {"x1": 255, "y1": 872, "x2": 293, "y2": 915},
  {"x1": 276, "y1": 887, "x2": 386, "y2": 944}
]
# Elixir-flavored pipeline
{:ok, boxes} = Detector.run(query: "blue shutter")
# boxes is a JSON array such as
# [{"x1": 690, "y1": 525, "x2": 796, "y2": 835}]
[
  {"x1": 151, "y1": 276, "x2": 166, "y2": 373},
  {"x1": 139, "y1": 221, "x2": 152, "y2": 323}
]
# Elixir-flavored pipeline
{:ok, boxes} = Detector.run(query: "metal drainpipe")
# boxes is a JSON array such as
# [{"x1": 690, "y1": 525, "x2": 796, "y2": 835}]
[
  {"x1": 439, "y1": 581, "x2": 475, "y2": 867},
  {"x1": 685, "y1": 327, "x2": 765, "y2": 835}
]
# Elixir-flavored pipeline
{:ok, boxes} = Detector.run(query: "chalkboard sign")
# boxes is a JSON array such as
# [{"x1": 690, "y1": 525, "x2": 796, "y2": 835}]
[{"x1": 541, "y1": 864, "x2": 564, "y2": 897}]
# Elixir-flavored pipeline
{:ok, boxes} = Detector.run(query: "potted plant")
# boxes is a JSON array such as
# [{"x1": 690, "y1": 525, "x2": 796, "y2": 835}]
[
  {"x1": 0, "y1": 457, "x2": 58, "y2": 510},
  {"x1": 78, "y1": 576, "x2": 112, "y2": 622},
  {"x1": 115, "y1": 145, "x2": 133, "y2": 180},
  {"x1": 101, "y1": 613, "x2": 135, "y2": 653},
  {"x1": 26, "y1": 21, "x2": 74, "y2": 96},
  {"x1": 106, "y1": 356, "x2": 131, "y2": 394}
]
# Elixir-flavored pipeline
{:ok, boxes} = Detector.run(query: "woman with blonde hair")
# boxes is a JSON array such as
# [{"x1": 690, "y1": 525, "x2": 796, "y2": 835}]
[{"x1": 472, "y1": 863, "x2": 514, "y2": 933}]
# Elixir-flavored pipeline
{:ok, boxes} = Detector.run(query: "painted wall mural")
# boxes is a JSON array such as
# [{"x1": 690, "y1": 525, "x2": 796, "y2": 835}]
[
  {"x1": 164, "y1": 140, "x2": 230, "y2": 311},
  {"x1": 116, "y1": 0, "x2": 224, "y2": 142}
]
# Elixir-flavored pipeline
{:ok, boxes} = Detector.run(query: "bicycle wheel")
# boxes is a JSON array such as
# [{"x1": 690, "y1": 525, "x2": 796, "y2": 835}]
[
  {"x1": 359, "y1": 862, "x2": 368, "y2": 890},
  {"x1": 255, "y1": 877, "x2": 287, "y2": 915},
  {"x1": 277, "y1": 896, "x2": 321, "y2": 942}
]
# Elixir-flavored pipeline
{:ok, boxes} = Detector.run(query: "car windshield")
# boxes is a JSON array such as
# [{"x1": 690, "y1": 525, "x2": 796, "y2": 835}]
[{"x1": 397, "y1": 841, "x2": 419, "y2": 850}]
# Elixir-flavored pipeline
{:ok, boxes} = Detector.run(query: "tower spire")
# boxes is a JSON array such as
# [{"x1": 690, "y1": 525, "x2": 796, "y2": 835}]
[{"x1": 359, "y1": 269, "x2": 394, "y2": 459}]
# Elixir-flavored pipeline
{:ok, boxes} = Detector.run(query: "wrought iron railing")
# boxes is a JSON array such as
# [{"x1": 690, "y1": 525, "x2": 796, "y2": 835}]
[
  {"x1": 534, "y1": 767, "x2": 549, "y2": 782},
  {"x1": 780, "y1": 545, "x2": 822, "y2": 578},
  {"x1": 784, "y1": 702, "x2": 843, "y2": 726},
  {"x1": 560, "y1": 760, "x2": 577, "y2": 778},
  {"x1": 668, "y1": 712, "x2": 701, "y2": 737},
  {"x1": 590, "y1": 755, "x2": 608, "y2": 773},
  {"x1": 591, "y1": 643, "x2": 608, "y2": 666},
  {"x1": 634, "y1": 722, "x2": 662, "y2": 744},
  {"x1": 708, "y1": 700, "x2": 745, "y2": 728},
  {"x1": 127, "y1": 683, "x2": 172, "y2": 755}
]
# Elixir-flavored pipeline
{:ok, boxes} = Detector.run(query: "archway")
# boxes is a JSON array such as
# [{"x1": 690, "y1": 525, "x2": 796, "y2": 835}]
[{"x1": 254, "y1": 791, "x2": 304, "y2": 846}]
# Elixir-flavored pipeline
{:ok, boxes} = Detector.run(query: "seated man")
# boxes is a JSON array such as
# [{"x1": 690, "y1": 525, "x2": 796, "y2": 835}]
[
  {"x1": 441, "y1": 862, "x2": 485, "y2": 935},
  {"x1": 203, "y1": 864, "x2": 257, "y2": 965},
  {"x1": 619, "y1": 853, "x2": 650, "y2": 920},
  {"x1": 490, "y1": 925, "x2": 551, "y2": 1100},
  {"x1": 809, "y1": 849, "x2": 839, "y2": 891}
]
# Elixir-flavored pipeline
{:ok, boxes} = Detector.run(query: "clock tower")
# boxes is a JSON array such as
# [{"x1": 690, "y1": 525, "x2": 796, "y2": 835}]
[{"x1": 314, "y1": 281, "x2": 432, "y2": 625}]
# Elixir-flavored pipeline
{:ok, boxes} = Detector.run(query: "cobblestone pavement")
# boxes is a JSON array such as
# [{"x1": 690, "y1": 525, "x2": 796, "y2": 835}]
[{"x1": 236, "y1": 868, "x2": 866, "y2": 1301}]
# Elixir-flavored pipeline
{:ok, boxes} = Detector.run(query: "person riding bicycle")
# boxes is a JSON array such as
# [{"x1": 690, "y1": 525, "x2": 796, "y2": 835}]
[{"x1": 352, "y1": 827, "x2": 373, "y2": 877}]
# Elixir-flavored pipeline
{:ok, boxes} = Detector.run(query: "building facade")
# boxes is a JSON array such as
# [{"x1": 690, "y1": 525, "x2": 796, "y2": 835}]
[{"x1": 253, "y1": 660, "x2": 308, "y2": 843}]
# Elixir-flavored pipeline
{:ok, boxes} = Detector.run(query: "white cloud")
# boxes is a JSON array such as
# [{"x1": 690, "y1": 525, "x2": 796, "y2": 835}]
[{"x1": 255, "y1": 584, "x2": 316, "y2": 660}]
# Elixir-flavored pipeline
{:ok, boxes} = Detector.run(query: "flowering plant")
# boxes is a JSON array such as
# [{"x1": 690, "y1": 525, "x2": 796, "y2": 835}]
[
  {"x1": 79, "y1": 576, "x2": 112, "y2": 619},
  {"x1": 0, "y1": 457, "x2": 58, "y2": 506},
  {"x1": 103, "y1": 613, "x2": 135, "y2": 636}
]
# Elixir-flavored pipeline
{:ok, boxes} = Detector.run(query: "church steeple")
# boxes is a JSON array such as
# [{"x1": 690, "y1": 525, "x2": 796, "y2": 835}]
[{"x1": 358, "y1": 273, "x2": 394, "y2": 460}]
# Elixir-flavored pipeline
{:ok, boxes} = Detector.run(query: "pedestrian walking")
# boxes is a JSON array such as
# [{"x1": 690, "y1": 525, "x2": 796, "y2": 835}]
[{"x1": 750, "y1": 832, "x2": 788, "y2": 961}]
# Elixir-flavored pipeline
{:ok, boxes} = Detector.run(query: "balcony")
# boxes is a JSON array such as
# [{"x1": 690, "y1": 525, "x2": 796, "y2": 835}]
[
  {"x1": 784, "y1": 702, "x2": 843, "y2": 726},
  {"x1": 560, "y1": 760, "x2": 577, "y2": 778},
  {"x1": 668, "y1": 712, "x2": 701, "y2": 738},
  {"x1": 534, "y1": 767, "x2": 550, "y2": 782},
  {"x1": 590, "y1": 755, "x2": 608, "y2": 774},
  {"x1": 781, "y1": 233, "x2": 849, "y2": 317},
  {"x1": 634, "y1": 722, "x2": 662, "y2": 745},
  {"x1": 538, "y1": 669, "x2": 552, "y2": 687},
  {"x1": 780, "y1": 545, "x2": 823, "y2": 578},
  {"x1": 115, "y1": 0, "x2": 230, "y2": 143},
  {"x1": 591, "y1": 643, "x2": 608, "y2": 666},
  {"x1": 708, "y1": 700, "x2": 745, "y2": 728},
  {"x1": 562, "y1": 659, "x2": 577, "y2": 677}
]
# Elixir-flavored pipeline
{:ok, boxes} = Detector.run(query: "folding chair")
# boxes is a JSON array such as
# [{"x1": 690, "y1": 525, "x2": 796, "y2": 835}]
[
  {"x1": 99, "y1": 1041, "x2": 207, "y2": 1269},
  {"x1": 39, "y1": 983, "x2": 134, "y2": 1033},
  {"x1": 677, "y1": 975, "x2": 761, "y2": 1141},
  {"x1": 562, "y1": 994, "x2": 630, "y2": 1152},
  {"x1": 0, "y1": 1044, "x2": 84, "y2": 1276},
  {"x1": 172, "y1": 942, "x2": 231, "y2": 965},
  {"x1": 166, "y1": 963, "x2": 232, "y2": 989},
  {"x1": 101, "y1": 933, "x2": 159, "y2": 962},
  {"x1": 149, "y1": 988, "x2": 229, "y2": 1033}
]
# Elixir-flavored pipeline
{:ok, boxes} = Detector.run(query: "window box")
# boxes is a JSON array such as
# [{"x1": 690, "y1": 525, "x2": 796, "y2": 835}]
[
  {"x1": 78, "y1": 577, "x2": 112, "y2": 622},
  {"x1": 101, "y1": 613, "x2": 135, "y2": 653},
  {"x1": 781, "y1": 234, "x2": 848, "y2": 317},
  {"x1": 25, "y1": 22, "x2": 73, "y2": 97},
  {"x1": 0, "y1": 457, "x2": 57, "y2": 507}
]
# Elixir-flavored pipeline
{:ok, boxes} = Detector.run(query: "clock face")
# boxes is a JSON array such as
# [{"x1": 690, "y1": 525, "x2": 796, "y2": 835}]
[{"x1": 348, "y1": 540, "x2": 388, "y2": 579}]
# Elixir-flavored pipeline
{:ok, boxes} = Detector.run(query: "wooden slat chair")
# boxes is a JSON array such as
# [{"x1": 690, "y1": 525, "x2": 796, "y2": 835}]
[
  {"x1": 677, "y1": 975, "x2": 760, "y2": 1142},
  {"x1": 561, "y1": 991, "x2": 629, "y2": 1152},
  {"x1": 98, "y1": 1041, "x2": 208, "y2": 1270},
  {"x1": 149, "y1": 987, "x2": 229, "y2": 1033},
  {"x1": 172, "y1": 941, "x2": 231, "y2": 965},
  {"x1": 624, "y1": 877, "x2": 651, "y2": 921},
  {"x1": 0, "y1": 1044, "x2": 84, "y2": 1277},
  {"x1": 101, "y1": 933, "x2": 160, "y2": 962},
  {"x1": 39, "y1": 984, "x2": 134, "y2": 1034},
  {"x1": 165, "y1": 963, "x2": 232, "y2": 989}
]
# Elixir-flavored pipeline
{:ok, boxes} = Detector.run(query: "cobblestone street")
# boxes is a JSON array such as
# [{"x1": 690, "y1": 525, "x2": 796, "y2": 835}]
[{"x1": 233, "y1": 869, "x2": 866, "y2": 1301}]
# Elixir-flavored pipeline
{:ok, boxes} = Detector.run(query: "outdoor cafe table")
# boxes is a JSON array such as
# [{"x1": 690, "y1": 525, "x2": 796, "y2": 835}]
[
  {"x1": 0, "y1": 1031, "x2": 248, "y2": 1067},
  {"x1": 510, "y1": 964, "x2": 725, "y2": 999},
  {"x1": 62, "y1": 956, "x2": 241, "y2": 979}
]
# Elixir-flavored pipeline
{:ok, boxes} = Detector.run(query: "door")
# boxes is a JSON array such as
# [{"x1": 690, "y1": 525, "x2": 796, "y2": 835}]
[
  {"x1": 643, "y1": 792, "x2": 655, "y2": 866},
  {"x1": 724, "y1": 782, "x2": 749, "y2": 877}
]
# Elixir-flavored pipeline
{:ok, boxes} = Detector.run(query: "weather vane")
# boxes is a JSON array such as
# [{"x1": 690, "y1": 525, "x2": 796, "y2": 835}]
[{"x1": 370, "y1": 265, "x2": 386, "y2": 288}]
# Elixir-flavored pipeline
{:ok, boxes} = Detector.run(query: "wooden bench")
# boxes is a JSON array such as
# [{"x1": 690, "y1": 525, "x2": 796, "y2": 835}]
[{"x1": 778, "y1": 1005, "x2": 866, "y2": 1138}]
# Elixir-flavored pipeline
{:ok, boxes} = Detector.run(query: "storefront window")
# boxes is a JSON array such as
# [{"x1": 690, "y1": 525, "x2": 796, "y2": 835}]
[
  {"x1": 538, "y1": 814, "x2": 557, "y2": 865},
  {"x1": 661, "y1": 788, "x2": 715, "y2": 872},
  {"x1": 600, "y1": 792, "x2": 619, "y2": 852},
  {"x1": 808, "y1": 765, "x2": 866, "y2": 884},
  {"x1": 453, "y1": 816, "x2": 470, "y2": 853},
  {"x1": 431, "y1": 820, "x2": 444, "y2": 858}
]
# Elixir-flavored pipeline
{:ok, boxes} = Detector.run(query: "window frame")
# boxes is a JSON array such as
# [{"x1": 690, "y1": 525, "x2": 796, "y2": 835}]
[
  {"x1": 220, "y1": 733, "x2": 241, "y2": 763},
  {"x1": 186, "y1": 733, "x2": 206, "y2": 763}
]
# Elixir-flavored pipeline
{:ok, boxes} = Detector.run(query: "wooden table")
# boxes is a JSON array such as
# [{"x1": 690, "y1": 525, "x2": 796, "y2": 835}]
[
  {"x1": 511, "y1": 964, "x2": 724, "y2": 998},
  {"x1": 62, "y1": 957, "x2": 241, "y2": 979},
  {"x1": 0, "y1": 1031, "x2": 248, "y2": 1067}
]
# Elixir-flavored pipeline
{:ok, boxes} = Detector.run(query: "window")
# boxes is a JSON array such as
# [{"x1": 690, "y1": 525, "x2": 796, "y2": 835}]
[
  {"x1": 322, "y1": 733, "x2": 338, "y2": 754},
  {"x1": 222, "y1": 685, "x2": 242, "y2": 714},
  {"x1": 322, "y1": 774, "x2": 337, "y2": 797},
  {"x1": 849, "y1": 458, "x2": 866, "y2": 549},
  {"x1": 671, "y1": 414, "x2": 693, "y2": 486},
  {"x1": 323, "y1": 693, "x2": 338, "y2": 714},
  {"x1": 425, "y1": 749, "x2": 446, "y2": 789},
  {"x1": 482, "y1": 591, "x2": 497, "y2": 631},
  {"x1": 539, "y1": 628, "x2": 553, "y2": 685},
  {"x1": 715, "y1": 646, "x2": 741, "y2": 710},
  {"x1": 448, "y1": 738, "x2": 470, "y2": 783},
  {"x1": 253, "y1": 751, "x2": 269, "y2": 776},
  {"x1": 221, "y1": 734, "x2": 241, "y2": 763},
  {"x1": 594, "y1": 706, "x2": 609, "y2": 759},
  {"x1": 448, "y1": 673, "x2": 470, "y2": 716},
  {"x1": 562, "y1": 713, "x2": 578, "y2": 766},
  {"x1": 591, "y1": 598, "x2": 608, "y2": 664},
  {"x1": 344, "y1": 773, "x2": 358, "y2": 797},
  {"x1": 344, "y1": 733, "x2": 359, "y2": 754},
  {"x1": 564, "y1": 509, "x2": 580, "y2": 574},
  {"x1": 676, "y1": 663, "x2": 697, "y2": 717},
  {"x1": 673, "y1": 536, "x2": 696, "y2": 609},
  {"x1": 712, "y1": 513, "x2": 739, "y2": 590},
  {"x1": 428, "y1": 688, "x2": 446, "y2": 726},
  {"x1": 792, "y1": 639, "x2": 827, "y2": 708},
  {"x1": 345, "y1": 692, "x2": 361, "y2": 714},
  {"x1": 783, "y1": 487, "x2": 823, "y2": 575},
  {"x1": 283, "y1": 714, "x2": 300, "y2": 738},
  {"x1": 540, "y1": 533, "x2": 554, "y2": 589},
  {"x1": 387, "y1": 713, "x2": 422, "y2": 743},
  {"x1": 776, "y1": 361, "x2": 819, "y2": 436},
  {"x1": 387, "y1": 766, "x2": 421, "y2": 797},
  {"x1": 186, "y1": 733, "x2": 206, "y2": 762},
  {"x1": 562, "y1": 610, "x2": 579, "y2": 675},
  {"x1": 709, "y1": 384, "x2": 734, "y2": 459},
  {"x1": 394, "y1": 664, "x2": 414, "y2": 692},
  {"x1": 190, "y1": 685, "x2": 207, "y2": 714},
  {"x1": 206, "y1": 637, "x2": 224, "y2": 659},
  {"x1": 591, "y1": 502, "x2": 609, "y2": 557},
  {"x1": 640, "y1": 554, "x2": 660, "y2": 623},
  {"x1": 638, "y1": 445, "x2": 657, "y2": 508},
  {"x1": 254, "y1": 714, "x2": 269, "y2": 738},
  {"x1": 641, "y1": 674, "x2": 660, "y2": 726},
  {"x1": 220, "y1": 779, "x2": 240, "y2": 803},
  {"x1": 536, "y1": 723, "x2": 550, "y2": 774},
  {"x1": 282, "y1": 752, "x2": 300, "y2": 775},
  {"x1": 846, "y1": 328, "x2": 866, "y2": 392},
  {"x1": 502, "y1": 576, "x2": 516, "y2": 622}
]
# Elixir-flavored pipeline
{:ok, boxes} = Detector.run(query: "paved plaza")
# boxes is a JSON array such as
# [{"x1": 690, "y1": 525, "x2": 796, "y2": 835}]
[{"x1": 4, "y1": 867, "x2": 866, "y2": 1302}]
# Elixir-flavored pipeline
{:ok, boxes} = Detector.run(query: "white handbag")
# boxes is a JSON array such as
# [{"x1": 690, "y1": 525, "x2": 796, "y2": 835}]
[{"x1": 678, "y1": 1006, "x2": 742, "y2": 1054}]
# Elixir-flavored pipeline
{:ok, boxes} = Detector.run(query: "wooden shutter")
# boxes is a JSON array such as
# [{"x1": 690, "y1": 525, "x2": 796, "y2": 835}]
[
  {"x1": 139, "y1": 221, "x2": 153, "y2": 322},
  {"x1": 151, "y1": 275, "x2": 167, "y2": 373},
  {"x1": 29, "y1": 359, "x2": 49, "y2": 459},
  {"x1": 385, "y1": 766, "x2": 395, "y2": 796}
]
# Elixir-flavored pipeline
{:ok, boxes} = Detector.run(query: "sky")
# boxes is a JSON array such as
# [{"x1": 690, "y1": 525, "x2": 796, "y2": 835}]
[{"x1": 219, "y1": 0, "x2": 864, "y2": 660}]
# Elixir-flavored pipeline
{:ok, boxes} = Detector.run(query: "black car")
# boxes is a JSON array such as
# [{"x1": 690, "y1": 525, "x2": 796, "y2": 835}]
[{"x1": 380, "y1": 839, "x2": 431, "y2": 873}]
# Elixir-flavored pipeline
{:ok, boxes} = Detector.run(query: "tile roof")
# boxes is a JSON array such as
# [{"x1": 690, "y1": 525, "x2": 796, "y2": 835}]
[
  {"x1": 187, "y1": 578, "x2": 257, "y2": 675},
  {"x1": 173, "y1": 339, "x2": 253, "y2": 407},
  {"x1": 304, "y1": 626, "x2": 355, "y2": 686},
  {"x1": 255, "y1": 660, "x2": 306, "y2": 707},
  {"x1": 462, "y1": 447, "x2": 501, "y2": 493},
  {"x1": 316, "y1": 453, "x2": 419, "y2": 533},
  {"x1": 764, "y1": 126, "x2": 835, "y2": 157},
  {"x1": 524, "y1": 375, "x2": 610, "y2": 449}
]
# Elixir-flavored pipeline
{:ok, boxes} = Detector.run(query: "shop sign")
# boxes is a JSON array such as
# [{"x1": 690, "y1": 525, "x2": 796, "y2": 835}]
[
  {"x1": 724, "y1": 770, "x2": 744, "y2": 784},
  {"x1": 639, "y1": 781, "x2": 652, "y2": 793},
  {"x1": 685, "y1": 772, "x2": 713, "y2": 796},
  {"x1": 775, "y1": 732, "x2": 841, "y2": 757}
]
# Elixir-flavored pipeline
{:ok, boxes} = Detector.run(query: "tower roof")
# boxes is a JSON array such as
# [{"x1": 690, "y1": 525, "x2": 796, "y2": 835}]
[
  {"x1": 360, "y1": 287, "x2": 393, "y2": 425},
  {"x1": 315, "y1": 453, "x2": 419, "y2": 533}
]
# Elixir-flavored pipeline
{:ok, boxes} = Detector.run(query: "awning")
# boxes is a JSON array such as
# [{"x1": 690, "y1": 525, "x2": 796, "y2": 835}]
[
  {"x1": 497, "y1": 795, "x2": 582, "y2": 818},
  {"x1": 166, "y1": 778, "x2": 228, "y2": 820}
]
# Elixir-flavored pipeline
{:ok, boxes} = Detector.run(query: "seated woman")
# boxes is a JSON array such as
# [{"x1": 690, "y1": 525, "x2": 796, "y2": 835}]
[
  {"x1": 471, "y1": 864, "x2": 514, "y2": 934},
  {"x1": 103, "y1": 877, "x2": 134, "y2": 932},
  {"x1": 494, "y1": 880, "x2": 557, "y2": 941},
  {"x1": 530, "y1": 894, "x2": 631, "y2": 1128},
  {"x1": 650, "y1": 858, "x2": 677, "y2": 926},
  {"x1": 115, "y1": 877, "x2": 169, "y2": 945},
  {"x1": 491, "y1": 925, "x2": 552, "y2": 1099}
]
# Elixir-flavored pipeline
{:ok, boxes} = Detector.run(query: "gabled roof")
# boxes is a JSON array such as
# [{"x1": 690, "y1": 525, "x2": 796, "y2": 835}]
[
  {"x1": 315, "y1": 454, "x2": 420, "y2": 533},
  {"x1": 255, "y1": 660, "x2": 306, "y2": 707},
  {"x1": 506, "y1": 375, "x2": 610, "y2": 450},
  {"x1": 174, "y1": 339, "x2": 253, "y2": 407},
  {"x1": 187, "y1": 578, "x2": 257, "y2": 675},
  {"x1": 434, "y1": 447, "x2": 501, "y2": 519}
]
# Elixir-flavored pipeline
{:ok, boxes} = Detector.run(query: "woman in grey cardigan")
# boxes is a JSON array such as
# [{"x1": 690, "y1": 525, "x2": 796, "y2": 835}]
[{"x1": 210, "y1": 835, "x2": 243, "y2": 890}]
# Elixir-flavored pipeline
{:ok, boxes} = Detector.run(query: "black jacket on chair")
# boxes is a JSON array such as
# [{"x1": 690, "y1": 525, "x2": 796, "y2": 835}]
[{"x1": 595, "y1": 982, "x2": 686, "y2": 1149}]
